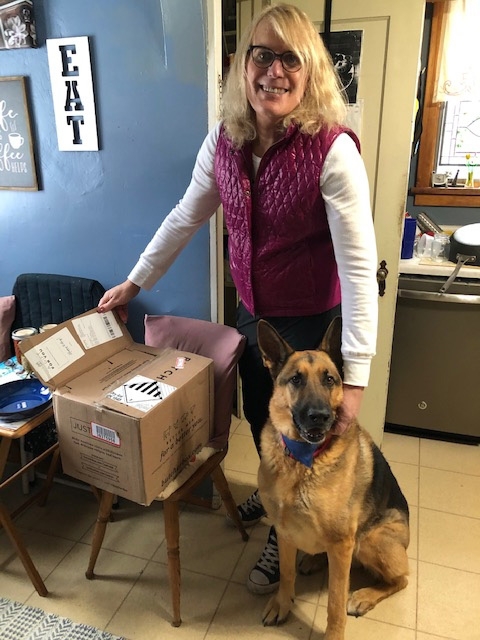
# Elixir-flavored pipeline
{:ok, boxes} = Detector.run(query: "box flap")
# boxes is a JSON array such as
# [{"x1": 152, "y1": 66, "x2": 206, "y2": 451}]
[
  {"x1": 20, "y1": 309, "x2": 132, "y2": 389},
  {"x1": 59, "y1": 346, "x2": 160, "y2": 406}
]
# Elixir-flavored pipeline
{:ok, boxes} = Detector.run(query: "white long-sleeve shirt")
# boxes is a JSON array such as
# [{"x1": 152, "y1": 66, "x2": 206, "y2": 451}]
[{"x1": 129, "y1": 123, "x2": 378, "y2": 387}]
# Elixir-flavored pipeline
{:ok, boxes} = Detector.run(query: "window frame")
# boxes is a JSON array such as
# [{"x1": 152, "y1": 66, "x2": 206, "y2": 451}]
[{"x1": 411, "y1": 0, "x2": 480, "y2": 207}]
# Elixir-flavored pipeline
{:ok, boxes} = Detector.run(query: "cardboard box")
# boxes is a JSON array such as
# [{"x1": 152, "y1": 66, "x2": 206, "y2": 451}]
[{"x1": 20, "y1": 309, "x2": 214, "y2": 505}]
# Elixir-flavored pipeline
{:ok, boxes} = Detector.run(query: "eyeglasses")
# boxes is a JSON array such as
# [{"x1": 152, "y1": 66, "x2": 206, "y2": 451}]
[{"x1": 248, "y1": 46, "x2": 302, "y2": 73}]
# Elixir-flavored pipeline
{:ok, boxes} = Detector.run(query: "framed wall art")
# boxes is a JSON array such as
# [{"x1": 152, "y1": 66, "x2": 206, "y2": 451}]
[
  {"x1": 0, "y1": 75, "x2": 38, "y2": 190},
  {"x1": 328, "y1": 30, "x2": 363, "y2": 105},
  {"x1": 0, "y1": 0, "x2": 37, "y2": 50}
]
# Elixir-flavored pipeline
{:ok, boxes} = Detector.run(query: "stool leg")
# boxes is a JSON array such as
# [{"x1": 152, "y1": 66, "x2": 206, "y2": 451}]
[
  {"x1": 211, "y1": 466, "x2": 249, "y2": 541},
  {"x1": 86, "y1": 490, "x2": 114, "y2": 579},
  {"x1": 0, "y1": 502, "x2": 48, "y2": 596},
  {"x1": 163, "y1": 500, "x2": 182, "y2": 627}
]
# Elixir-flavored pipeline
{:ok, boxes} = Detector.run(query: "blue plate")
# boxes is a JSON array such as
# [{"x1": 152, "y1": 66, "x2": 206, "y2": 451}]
[{"x1": 0, "y1": 378, "x2": 52, "y2": 422}]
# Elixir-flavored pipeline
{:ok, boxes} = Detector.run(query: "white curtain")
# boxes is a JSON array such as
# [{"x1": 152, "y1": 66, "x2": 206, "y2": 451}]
[{"x1": 434, "y1": 0, "x2": 480, "y2": 101}]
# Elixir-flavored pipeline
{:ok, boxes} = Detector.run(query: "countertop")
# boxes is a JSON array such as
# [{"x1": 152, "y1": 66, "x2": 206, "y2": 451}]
[
  {"x1": 399, "y1": 257, "x2": 480, "y2": 279},
  {"x1": 399, "y1": 224, "x2": 480, "y2": 279}
]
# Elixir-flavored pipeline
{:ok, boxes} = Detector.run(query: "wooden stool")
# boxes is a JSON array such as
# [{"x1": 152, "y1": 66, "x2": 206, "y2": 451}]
[{"x1": 86, "y1": 448, "x2": 248, "y2": 626}]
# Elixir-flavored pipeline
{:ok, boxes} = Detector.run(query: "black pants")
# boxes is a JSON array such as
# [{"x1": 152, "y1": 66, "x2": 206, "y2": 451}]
[{"x1": 236, "y1": 302, "x2": 341, "y2": 454}]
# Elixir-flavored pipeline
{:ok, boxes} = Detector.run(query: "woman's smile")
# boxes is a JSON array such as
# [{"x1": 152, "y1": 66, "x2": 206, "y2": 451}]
[{"x1": 260, "y1": 85, "x2": 289, "y2": 95}]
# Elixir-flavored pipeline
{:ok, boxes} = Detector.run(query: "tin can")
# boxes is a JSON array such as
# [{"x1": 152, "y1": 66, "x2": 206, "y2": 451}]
[
  {"x1": 11, "y1": 327, "x2": 38, "y2": 367},
  {"x1": 39, "y1": 324, "x2": 58, "y2": 333}
]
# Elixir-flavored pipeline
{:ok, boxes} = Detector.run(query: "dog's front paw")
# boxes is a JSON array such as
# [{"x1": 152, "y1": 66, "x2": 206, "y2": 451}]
[
  {"x1": 347, "y1": 588, "x2": 375, "y2": 617},
  {"x1": 262, "y1": 594, "x2": 293, "y2": 626}
]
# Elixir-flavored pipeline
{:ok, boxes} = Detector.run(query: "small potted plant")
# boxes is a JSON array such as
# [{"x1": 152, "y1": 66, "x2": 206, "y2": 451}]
[{"x1": 465, "y1": 153, "x2": 477, "y2": 188}]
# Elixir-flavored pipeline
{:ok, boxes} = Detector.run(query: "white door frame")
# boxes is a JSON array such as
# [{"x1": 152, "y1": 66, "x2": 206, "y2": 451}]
[{"x1": 206, "y1": 0, "x2": 223, "y2": 324}]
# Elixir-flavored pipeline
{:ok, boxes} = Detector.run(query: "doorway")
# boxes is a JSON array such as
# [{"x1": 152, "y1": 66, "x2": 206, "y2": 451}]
[{"x1": 208, "y1": 0, "x2": 425, "y2": 444}]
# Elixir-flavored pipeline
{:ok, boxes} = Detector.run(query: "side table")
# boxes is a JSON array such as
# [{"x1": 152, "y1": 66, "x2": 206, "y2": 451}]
[{"x1": 0, "y1": 404, "x2": 59, "y2": 596}]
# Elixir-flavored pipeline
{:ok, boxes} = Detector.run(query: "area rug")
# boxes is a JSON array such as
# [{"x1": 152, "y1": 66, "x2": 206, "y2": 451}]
[{"x1": 0, "y1": 598, "x2": 127, "y2": 640}]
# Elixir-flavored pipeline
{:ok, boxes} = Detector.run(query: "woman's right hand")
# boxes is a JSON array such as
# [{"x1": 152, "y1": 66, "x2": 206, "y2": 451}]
[{"x1": 97, "y1": 280, "x2": 141, "y2": 323}]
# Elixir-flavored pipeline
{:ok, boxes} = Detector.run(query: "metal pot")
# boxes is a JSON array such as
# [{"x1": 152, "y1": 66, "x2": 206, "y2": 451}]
[
  {"x1": 440, "y1": 223, "x2": 480, "y2": 293},
  {"x1": 448, "y1": 222, "x2": 480, "y2": 266}
]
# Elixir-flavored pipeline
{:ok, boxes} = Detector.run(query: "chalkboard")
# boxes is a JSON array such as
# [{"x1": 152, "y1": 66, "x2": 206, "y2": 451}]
[{"x1": 0, "y1": 76, "x2": 38, "y2": 190}]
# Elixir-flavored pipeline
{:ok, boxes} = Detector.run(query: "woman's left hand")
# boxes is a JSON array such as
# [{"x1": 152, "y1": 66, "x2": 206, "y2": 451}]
[{"x1": 331, "y1": 384, "x2": 365, "y2": 435}]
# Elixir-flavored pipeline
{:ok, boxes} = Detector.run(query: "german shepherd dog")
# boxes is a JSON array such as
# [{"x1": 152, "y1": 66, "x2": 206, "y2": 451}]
[{"x1": 257, "y1": 317, "x2": 409, "y2": 640}]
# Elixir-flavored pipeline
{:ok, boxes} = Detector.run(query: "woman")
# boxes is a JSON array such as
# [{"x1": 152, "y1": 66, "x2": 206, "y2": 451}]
[{"x1": 98, "y1": 4, "x2": 378, "y2": 596}]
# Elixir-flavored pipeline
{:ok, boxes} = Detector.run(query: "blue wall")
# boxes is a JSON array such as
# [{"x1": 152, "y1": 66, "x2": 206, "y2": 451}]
[{"x1": 0, "y1": 0, "x2": 211, "y2": 342}]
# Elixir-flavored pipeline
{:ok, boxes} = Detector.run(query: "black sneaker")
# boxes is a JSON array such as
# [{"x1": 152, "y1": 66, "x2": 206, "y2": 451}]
[
  {"x1": 246, "y1": 526, "x2": 280, "y2": 594},
  {"x1": 226, "y1": 489, "x2": 266, "y2": 528}
]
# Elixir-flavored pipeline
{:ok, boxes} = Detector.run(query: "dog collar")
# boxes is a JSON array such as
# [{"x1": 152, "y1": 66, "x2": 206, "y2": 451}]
[{"x1": 281, "y1": 433, "x2": 333, "y2": 468}]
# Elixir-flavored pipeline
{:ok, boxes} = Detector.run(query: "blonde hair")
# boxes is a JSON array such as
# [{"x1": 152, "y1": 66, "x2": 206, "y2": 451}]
[{"x1": 221, "y1": 3, "x2": 347, "y2": 148}]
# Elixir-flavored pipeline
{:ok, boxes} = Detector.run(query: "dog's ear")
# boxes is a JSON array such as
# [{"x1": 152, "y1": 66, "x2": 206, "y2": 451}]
[
  {"x1": 319, "y1": 316, "x2": 344, "y2": 378},
  {"x1": 257, "y1": 319, "x2": 294, "y2": 379}
]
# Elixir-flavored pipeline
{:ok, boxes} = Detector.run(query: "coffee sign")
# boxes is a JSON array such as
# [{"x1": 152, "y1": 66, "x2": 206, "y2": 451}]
[{"x1": 0, "y1": 75, "x2": 38, "y2": 190}]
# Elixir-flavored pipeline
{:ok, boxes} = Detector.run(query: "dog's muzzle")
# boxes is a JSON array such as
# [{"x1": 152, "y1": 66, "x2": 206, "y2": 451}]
[{"x1": 292, "y1": 406, "x2": 335, "y2": 444}]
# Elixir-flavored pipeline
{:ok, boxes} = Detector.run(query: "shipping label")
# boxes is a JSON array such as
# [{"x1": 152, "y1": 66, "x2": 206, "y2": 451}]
[
  {"x1": 72, "y1": 311, "x2": 123, "y2": 349},
  {"x1": 106, "y1": 374, "x2": 177, "y2": 412},
  {"x1": 24, "y1": 327, "x2": 84, "y2": 382}
]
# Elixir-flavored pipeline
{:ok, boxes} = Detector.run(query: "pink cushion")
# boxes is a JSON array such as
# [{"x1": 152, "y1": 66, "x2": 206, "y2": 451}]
[
  {"x1": 0, "y1": 296, "x2": 15, "y2": 362},
  {"x1": 144, "y1": 315, "x2": 246, "y2": 449}
]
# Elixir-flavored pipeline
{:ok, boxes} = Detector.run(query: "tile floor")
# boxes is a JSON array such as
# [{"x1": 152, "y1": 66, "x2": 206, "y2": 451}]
[{"x1": 1, "y1": 417, "x2": 480, "y2": 639}]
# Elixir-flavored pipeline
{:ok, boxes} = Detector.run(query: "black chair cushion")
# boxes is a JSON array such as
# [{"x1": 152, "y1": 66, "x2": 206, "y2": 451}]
[{"x1": 12, "y1": 273, "x2": 106, "y2": 331}]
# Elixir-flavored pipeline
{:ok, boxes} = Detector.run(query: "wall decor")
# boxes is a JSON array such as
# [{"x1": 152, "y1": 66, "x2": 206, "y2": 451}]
[
  {"x1": 46, "y1": 36, "x2": 99, "y2": 151},
  {"x1": 320, "y1": 30, "x2": 363, "y2": 105},
  {"x1": 0, "y1": 75, "x2": 38, "y2": 190},
  {"x1": 0, "y1": 0, "x2": 36, "y2": 50}
]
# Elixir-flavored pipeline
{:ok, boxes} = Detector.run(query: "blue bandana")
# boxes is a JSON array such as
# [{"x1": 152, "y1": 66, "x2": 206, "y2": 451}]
[{"x1": 281, "y1": 434, "x2": 330, "y2": 468}]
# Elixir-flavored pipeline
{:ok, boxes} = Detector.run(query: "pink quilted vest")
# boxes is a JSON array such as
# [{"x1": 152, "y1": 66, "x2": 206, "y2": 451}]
[{"x1": 215, "y1": 123, "x2": 360, "y2": 317}]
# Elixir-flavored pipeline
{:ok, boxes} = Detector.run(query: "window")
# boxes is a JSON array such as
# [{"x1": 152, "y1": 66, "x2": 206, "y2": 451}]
[
  {"x1": 412, "y1": 1, "x2": 480, "y2": 207},
  {"x1": 437, "y1": 100, "x2": 480, "y2": 175}
]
